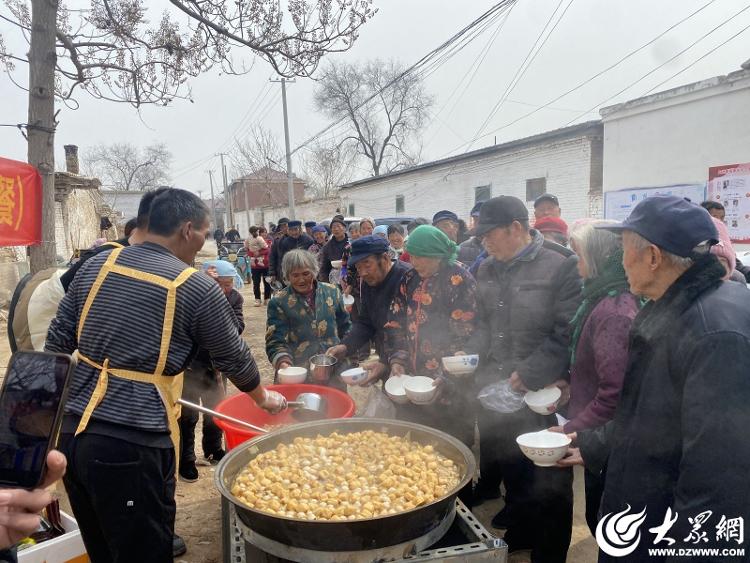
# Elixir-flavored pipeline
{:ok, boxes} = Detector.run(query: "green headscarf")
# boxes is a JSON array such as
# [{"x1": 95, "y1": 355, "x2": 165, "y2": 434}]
[{"x1": 405, "y1": 225, "x2": 458, "y2": 265}]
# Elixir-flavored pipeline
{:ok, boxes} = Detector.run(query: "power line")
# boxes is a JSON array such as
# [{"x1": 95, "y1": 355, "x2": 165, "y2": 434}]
[
  {"x1": 440, "y1": 0, "x2": 721, "y2": 156},
  {"x1": 290, "y1": 0, "x2": 519, "y2": 156},
  {"x1": 467, "y1": 0, "x2": 574, "y2": 153},
  {"x1": 641, "y1": 21, "x2": 750, "y2": 96},
  {"x1": 562, "y1": 2, "x2": 750, "y2": 126}
]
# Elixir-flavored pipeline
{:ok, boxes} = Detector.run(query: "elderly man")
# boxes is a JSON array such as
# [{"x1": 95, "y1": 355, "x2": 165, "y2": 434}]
[
  {"x1": 46, "y1": 189, "x2": 286, "y2": 562},
  {"x1": 534, "y1": 193, "x2": 561, "y2": 220},
  {"x1": 270, "y1": 219, "x2": 314, "y2": 282},
  {"x1": 327, "y1": 235, "x2": 411, "y2": 384},
  {"x1": 466, "y1": 195, "x2": 581, "y2": 562},
  {"x1": 304, "y1": 220, "x2": 317, "y2": 237},
  {"x1": 561, "y1": 196, "x2": 750, "y2": 562},
  {"x1": 432, "y1": 210, "x2": 461, "y2": 242},
  {"x1": 458, "y1": 202, "x2": 485, "y2": 265}
]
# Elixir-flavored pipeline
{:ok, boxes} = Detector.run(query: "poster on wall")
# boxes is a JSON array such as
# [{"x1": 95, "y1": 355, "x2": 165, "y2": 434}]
[
  {"x1": 0, "y1": 157, "x2": 42, "y2": 246},
  {"x1": 603, "y1": 184, "x2": 707, "y2": 223},
  {"x1": 706, "y1": 163, "x2": 750, "y2": 243}
]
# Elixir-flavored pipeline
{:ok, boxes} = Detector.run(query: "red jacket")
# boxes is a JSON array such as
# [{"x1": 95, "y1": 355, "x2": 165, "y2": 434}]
[{"x1": 247, "y1": 236, "x2": 272, "y2": 270}]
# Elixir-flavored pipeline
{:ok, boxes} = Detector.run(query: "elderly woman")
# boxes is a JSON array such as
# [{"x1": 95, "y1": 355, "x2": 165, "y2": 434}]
[
  {"x1": 266, "y1": 249, "x2": 351, "y2": 386},
  {"x1": 383, "y1": 225, "x2": 477, "y2": 446},
  {"x1": 554, "y1": 220, "x2": 639, "y2": 535}
]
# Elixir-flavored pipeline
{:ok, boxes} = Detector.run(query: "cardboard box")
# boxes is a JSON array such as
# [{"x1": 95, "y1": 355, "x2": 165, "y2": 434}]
[{"x1": 18, "y1": 510, "x2": 88, "y2": 563}]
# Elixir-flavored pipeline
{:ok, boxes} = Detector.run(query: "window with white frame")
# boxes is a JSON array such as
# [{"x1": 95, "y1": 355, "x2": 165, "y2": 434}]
[
  {"x1": 525, "y1": 177, "x2": 546, "y2": 202},
  {"x1": 474, "y1": 185, "x2": 492, "y2": 204}
]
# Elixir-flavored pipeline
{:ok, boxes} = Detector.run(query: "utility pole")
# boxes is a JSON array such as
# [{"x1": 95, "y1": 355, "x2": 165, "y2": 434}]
[
  {"x1": 217, "y1": 152, "x2": 232, "y2": 227},
  {"x1": 270, "y1": 77, "x2": 296, "y2": 220},
  {"x1": 207, "y1": 170, "x2": 218, "y2": 230}
]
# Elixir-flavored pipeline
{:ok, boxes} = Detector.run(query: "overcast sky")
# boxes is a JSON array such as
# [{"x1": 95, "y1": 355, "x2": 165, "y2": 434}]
[{"x1": 1, "y1": 0, "x2": 748, "y2": 195}]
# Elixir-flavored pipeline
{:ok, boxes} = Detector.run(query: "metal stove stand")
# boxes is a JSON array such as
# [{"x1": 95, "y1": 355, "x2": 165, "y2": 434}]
[{"x1": 221, "y1": 497, "x2": 507, "y2": 562}]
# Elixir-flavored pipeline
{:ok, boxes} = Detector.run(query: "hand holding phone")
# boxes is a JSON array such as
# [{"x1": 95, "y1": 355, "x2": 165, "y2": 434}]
[
  {"x1": 0, "y1": 351, "x2": 75, "y2": 489},
  {"x1": 0, "y1": 449, "x2": 67, "y2": 549}
]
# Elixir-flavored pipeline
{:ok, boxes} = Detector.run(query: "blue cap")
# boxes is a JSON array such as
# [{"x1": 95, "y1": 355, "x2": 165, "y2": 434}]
[
  {"x1": 432, "y1": 210, "x2": 459, "y2": 225},
  {"x1": 598, "y1": 195, "x2": 718, "y2": 257},
  {"x1": 304, "y1": 221, "x2": 317, "y2": 228},
  {"x1": 288, "y1": 220, "x2": 302, "y2": 228},
  {"x1": 202, "y1": 260, "x2": 244, "y2": 289},
  {"x1": 348, "y1": 235, "x2": 390, "y2": 266},
  {"x1": 311, "y1": 225, "x2": 327, "y2": 234},
  {"x1": 470, "y1": 201, "x2": 484, "y2": 217}
]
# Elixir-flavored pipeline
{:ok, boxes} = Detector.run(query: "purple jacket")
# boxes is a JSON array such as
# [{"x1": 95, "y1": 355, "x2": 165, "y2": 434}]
[{"x1": 563, "y1": 292, "x2": 638, "y2": 433}]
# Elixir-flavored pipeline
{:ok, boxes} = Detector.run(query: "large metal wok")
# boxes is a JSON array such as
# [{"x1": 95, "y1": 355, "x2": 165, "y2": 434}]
[{"x1": 215, "y1": 418, "x2": 476, "y2": 552}]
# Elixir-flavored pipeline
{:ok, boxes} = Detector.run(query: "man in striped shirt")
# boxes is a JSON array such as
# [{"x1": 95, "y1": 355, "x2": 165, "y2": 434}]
[{"x1": 46, "y1": 189, "x2": 285, "y2": 563}]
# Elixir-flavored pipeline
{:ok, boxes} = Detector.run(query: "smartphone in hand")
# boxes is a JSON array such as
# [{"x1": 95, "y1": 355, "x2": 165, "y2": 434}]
[{"x1": 0, "y1": 351, "x2": 75, "y2": 489}]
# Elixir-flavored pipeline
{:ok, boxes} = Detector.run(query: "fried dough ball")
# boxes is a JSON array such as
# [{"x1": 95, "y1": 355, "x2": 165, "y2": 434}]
[{"x1": 231, "y1": 431, "x2": 461, "y2": 520}]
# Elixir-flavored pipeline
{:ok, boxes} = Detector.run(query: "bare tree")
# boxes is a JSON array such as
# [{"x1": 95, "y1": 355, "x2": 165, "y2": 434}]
[
  {"x1": 298, "y1": 140, "x2": 355, "y2": 199},
  {"x1": 231, "y1": 125, "x2": 284, "y2": 177},
  {"x1": 0, "y1": 0, "x2": 376, "y2": 271},
  {"x1": 229, "y1": 124, "x2": 288, "y2": 210},
  {"x1": 84, "y1": 142, "x2": 172, "y2": 191},
  {"x1": 313, "y1": 59, "x2": 432, "y2": 177}
]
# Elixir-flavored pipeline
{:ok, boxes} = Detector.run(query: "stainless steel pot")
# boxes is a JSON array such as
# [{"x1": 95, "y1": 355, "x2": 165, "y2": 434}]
[
  {"x1": 215, "y1": 418, "x2": 476, "y2": 552},
  {"x1": 309, "y1": 354, "x2": 337, "y2": 383}
]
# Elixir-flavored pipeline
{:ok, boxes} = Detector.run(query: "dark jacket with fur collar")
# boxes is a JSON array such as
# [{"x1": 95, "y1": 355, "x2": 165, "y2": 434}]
[{"x1": 579, "y1": 256, "x2": 750, "y2": 562}]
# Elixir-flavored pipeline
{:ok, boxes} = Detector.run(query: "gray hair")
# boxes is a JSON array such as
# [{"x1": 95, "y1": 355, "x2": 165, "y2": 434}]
[
  {"x1": 282, "y1": 249, "x2": 320, "y2": 282},
  {"x1": 569, "y1": 220, "x2": 623, "y2": 279},
  {"x1": 348, "y1": 222, "x2": 361, "y2": 235},
  {"x1": 360, "y1": 217, "x2": 375, "y2": 229},
  {"x1": 628, "y1": 232, "x2": 710, "y2": 272}
]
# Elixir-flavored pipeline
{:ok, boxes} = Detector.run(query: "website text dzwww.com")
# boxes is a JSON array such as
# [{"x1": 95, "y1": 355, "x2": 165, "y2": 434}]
[{"x1": 648, "y1": 548, "x2": 745, "y2": 557}]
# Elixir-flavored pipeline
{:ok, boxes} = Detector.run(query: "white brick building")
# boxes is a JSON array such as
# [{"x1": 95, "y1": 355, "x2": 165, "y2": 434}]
[{"x1": 339, "y1": 121, "x2": 603, "y2": 225}]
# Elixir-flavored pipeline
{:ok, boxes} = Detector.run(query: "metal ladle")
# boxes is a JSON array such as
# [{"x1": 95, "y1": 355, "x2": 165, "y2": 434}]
[{"x1": 177, "y1": 392, "x2": 328, "y2": 432}]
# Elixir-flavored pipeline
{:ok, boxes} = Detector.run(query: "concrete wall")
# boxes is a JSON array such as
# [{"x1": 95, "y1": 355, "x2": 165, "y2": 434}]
[
  {"x1": 602, "y1": 70, "x2": 750, "y2": 192},
  {"x1": 341, "y1": 134, "x2": 603, "y2": 225}
]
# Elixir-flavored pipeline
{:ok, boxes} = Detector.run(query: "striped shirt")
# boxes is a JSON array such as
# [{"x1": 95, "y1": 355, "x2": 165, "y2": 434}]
[{"x1": 45, "y1": 242, "x2": 261, "y2": 433}]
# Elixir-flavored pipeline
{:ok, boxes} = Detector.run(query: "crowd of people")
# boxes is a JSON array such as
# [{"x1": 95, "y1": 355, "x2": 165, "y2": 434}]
[{"x1": 2, "y1": 187, "x2": 750, "y2": 563}]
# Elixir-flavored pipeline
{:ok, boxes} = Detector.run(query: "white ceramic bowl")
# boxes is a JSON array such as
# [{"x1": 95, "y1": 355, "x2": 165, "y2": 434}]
[
  {"x1": 340, "y1": 367, "x2": 367, "y2": 385},
  {"x1": 331, "y1": 260, "x2": 343, "y2": 269},
  {"x1": 441, "y1": 355, "x2": 479, "y2": 376},
  {"x1": 516, "y1": 430, "x2": 571, "y2": 467},
  {"x1": 384, "y1": 375, "x2": 411, "y2": 404},
  {"x1": 403, "y1": 376, "x2": 437, "y2": 404},
  {"x1": 524, "y1": 387, "x2": 562, "y2": 415},
  {"x1": 277, "y1": 366, "x2": 307, "y2": 384}
]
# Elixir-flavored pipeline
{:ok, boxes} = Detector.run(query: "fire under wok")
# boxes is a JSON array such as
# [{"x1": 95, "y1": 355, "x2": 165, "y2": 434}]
[{"x1": 215, "y1": 418, "x2": 476, "y2": 552}]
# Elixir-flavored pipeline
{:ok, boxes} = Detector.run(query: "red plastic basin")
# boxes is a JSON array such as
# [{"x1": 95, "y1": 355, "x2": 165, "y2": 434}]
[{"x1": 214, "y1": 384, "x2": 356, "y2": 450}]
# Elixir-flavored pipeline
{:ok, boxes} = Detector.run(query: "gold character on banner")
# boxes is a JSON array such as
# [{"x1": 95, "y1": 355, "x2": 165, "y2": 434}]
[{"x1": 0, "y1": 176, "x2": 16, "y2": 226}]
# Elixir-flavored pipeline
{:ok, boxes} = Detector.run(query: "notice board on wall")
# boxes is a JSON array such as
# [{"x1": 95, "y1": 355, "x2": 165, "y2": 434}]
[
  {"x1": 603, "y1": 184, "x2": 707, "y2": 223},
  {"x1": 706, "y1": 163, "x2": 750, "y2": 243}
]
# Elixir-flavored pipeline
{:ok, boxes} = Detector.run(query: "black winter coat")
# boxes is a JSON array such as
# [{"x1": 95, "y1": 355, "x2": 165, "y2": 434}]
[
  {"x1": 269, "y1": 234, "x2": 314, "y2": 279},
  {"x1": 458, "y1": 237, "x2": 484, "y2": 266},
  {"x1": 468, "y1": 230, "x2": 582, "y2": 391},
  {"x1": 579, "y1": 256, "x2": 750, "y2": 562},
  {"x1": 318, "y1": 235, "x2": 349, "y2": 282}
]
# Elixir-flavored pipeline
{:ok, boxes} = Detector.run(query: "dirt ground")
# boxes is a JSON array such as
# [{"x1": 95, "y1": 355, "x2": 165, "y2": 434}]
[{"x1": 0, "y1": 240, "x2": 598, "y2": 562}]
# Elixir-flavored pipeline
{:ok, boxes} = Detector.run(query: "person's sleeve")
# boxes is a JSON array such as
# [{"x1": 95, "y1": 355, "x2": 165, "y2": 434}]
[
  {"x1": 447, "y1": 271, "x2": 478, "y2": 353},
  {"x1": 342, "y1": 289, "x2": 377, "y2": 354},
  {"x1": 44, "y1": 278, "x2": 80, "y2": 354},
  {"x1": 190, "y1": 283, "x2": 260, "y2": 392},
  {"x1": 265, "y1": 297, "x2": 293, "y2": 368},
  {"x1": 577, "y1": 421, "x2": 614, "y2": 476},
  {"x1": 319, "y1": 244, "x2": 332, "y2": 281},
  {"x1": 564, "y1": 312, "x2": 633, "y2": 433},
  {"x1": 384, "y1": 279, "x2": 409, "y2": 367},
  {"x1": 666, "y1": 332, "x2": 750, "y2": 548},
  {"x1": 516, "y1": 256, "x2": 582, "y2": 390},
  {"x1": 268, "y1": 242, "x2": 278, "y2": 276},
  {"x1": 333, "y1": 286, "x2": 351, "y2": 338},
  {"x1": 465, "y1": 269, "x2": 490, "y2": 356},
  {"x1": 230, "y1": 291, "x2": 246, "y2": 334}
]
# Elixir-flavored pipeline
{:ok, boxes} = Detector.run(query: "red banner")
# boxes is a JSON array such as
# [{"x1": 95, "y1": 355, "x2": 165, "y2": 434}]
[{"x1": 0, "y1": 157, "x2": 42, "y2": 246}]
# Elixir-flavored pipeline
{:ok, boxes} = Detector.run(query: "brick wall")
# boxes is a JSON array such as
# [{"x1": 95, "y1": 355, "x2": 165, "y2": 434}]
[{"x1": 341, "y1": 134, "x2": 603, "y2": 225}]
